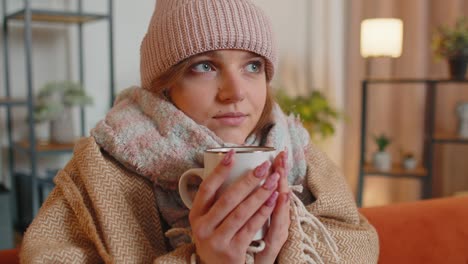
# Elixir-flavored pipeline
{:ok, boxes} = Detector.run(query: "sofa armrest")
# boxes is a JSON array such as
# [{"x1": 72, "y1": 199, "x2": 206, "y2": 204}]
[
  {"x1": 360, "y1": 196, "x2": 468, "y2": 264},
  {"x1": 0, "y1": 248, "x2": 19, "y2": 264}
]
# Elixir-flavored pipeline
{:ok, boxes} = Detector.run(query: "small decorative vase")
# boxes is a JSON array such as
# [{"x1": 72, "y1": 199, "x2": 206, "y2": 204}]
[
  {"x1": 50, "y1": 107, "x2": 75, "y2": 144},
  {"x1": 372, "y1": 151, "x2": 392, "y2": 171},
  {"x1": 402, "y1": 158, "x2": 417, "y2": 170},
  {"x1": 457, "y1": 102, "x2": 468, "y2": 138},
  {"x1": 35, "y1": 121, "x2": 50, "y2": 144},
  {"x1": 448, "y1": 57, "x2": 468, "y2": 80}
]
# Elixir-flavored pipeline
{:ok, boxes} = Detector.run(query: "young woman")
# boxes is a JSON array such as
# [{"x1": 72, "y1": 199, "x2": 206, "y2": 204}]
[{"x1": 21, "y1": 1, "x2": 379, "y2": 263}]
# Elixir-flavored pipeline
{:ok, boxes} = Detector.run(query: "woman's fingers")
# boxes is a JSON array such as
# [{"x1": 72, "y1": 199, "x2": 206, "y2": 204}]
[
  {"x1": 266, "y1": 192, "x2": 290, "y2": 242},
  {"x1": 215, "y1": 172, "x2": 280, "y2": 239},
  {"x1": 254, "y1": 150, "x2": 291, "y2": 262},
  {"x1": 274, "y1": 150, "x2": 290, "y2": 236},
  {"x1": 272, "y1": 151, "x2": 283, "y2": 171},
  {"x1": 272, "y1": 149, "x2": 289, "y2": 194},
  {"x1": 277, "y1": 166, "x2": 289, "y2": 194},
  {"x1": 190, "y1": 149, "x2": 235, "y2": 220},
  {"x1": 203, "y1": 160, "x2": 272, "y2": 228},
  {"x1": 215, "y1": 150, "x2": 288, "y2": 243},
  {"x1": 233, "y1": 190, "x2": 280, "y2": 244},
  {"x1": 255, "y1": 192, "x2": 290, "y2": 263}
]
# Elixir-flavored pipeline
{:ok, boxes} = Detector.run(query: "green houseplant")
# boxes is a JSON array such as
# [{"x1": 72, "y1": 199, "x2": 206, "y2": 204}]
[
  {"x1": 32, "y1": 81, "x2": 93, "y2": 143},
  {"x1": 372, "y1": 133, "x2": 392, "y2": 171},
  {"x1": 275, "y1": 89, "x2": 341, "y2": 141},
  {"x1": 432, "y1": 17, "x2": 468, "y2": 80},
  {"x1": 33, "y1": 81, "x2": 92, "y2": 122}
]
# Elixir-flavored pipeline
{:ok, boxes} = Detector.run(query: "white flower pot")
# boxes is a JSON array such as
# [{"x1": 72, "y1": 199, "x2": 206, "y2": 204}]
[
  {"x1": 50, "y1": 107, "x2": 75, "y2": 144},
  {"x1": 459, "y1": 121, "x2": 468, "y2": 138},
  {"x1": 457, "y1": 102, "x2": 468, "y2": 138},
  {"x1": 402, "y1": 158, "x2": 417, "y2": 170},
  {"x1": 372, "y1": 151, "x2": 392, "y2": 171},
  {"x1": 35, "y1": 121, "x2": 50, "y2": 144}
]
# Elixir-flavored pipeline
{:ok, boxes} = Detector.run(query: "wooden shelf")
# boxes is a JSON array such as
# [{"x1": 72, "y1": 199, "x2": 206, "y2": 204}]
[
  {"x1": 0, "y1": 97, "x2": 27, "y2": 106},
  {"x1": 6, "y1": 9, "x2": 108, "y2": 24},
  {"x1": 364, "y1": 78, "x2": 468, "y2": 84},
  {"x1": 433, "y1": 133, "x2": 468, "y2": 144},
  {"x1": 357, "y1": 78, "x2": 468, "y2": 207},
  {"x1": 15, "y1": 140, "x2": 76, "y2": 154},
  {"x1": 363, "y1": 163, "x2": 427, "y2": 178}
]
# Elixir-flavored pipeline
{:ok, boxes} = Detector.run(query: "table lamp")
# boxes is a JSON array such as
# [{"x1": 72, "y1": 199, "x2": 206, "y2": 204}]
[{"x1": 360, "y1": 18, "x2": 403, "y2": 76}]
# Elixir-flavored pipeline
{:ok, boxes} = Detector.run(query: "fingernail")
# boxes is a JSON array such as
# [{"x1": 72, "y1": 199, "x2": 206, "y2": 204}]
[
  {"x1": 265, "y1": 191, "x2": 279, "y2": 207},
  {"x1": 254, "y1": 161, "x2": 271, "y2": 178},
  {"x1": 222, "y1": 149, "x2": 235, "y2": 165},
  {"x1": 262, "y1": 172, "x2": 280, "y2": 190}
]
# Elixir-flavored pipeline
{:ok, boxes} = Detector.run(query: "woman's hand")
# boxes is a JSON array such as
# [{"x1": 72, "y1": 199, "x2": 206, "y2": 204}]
[
  {"x1": 255, "y1": 150, "x2": 291, "y2": 264},
  {"x1": 189, "y1": 149, "x2": 281, "y2": 264}
]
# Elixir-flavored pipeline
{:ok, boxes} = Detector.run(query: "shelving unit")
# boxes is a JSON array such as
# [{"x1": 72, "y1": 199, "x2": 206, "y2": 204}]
[
  {"x1": 356, "y1": 78, "x2": 468, "y2": 207},
  {"x1": 0, "y1": 97, "x2": 27, "y2": 106},
  {"x1": 1, "y1": 0, "x2": 115, "y2": 232}
]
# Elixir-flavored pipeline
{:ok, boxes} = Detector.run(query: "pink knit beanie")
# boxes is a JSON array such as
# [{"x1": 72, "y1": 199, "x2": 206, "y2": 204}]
[{"x1": 140, "y1": 0, "x2": 277, "y2": 92}]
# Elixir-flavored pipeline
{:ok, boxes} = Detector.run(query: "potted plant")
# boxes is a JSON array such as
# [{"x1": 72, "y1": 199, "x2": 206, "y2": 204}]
[
  {"x1": 401, "y1": 152, "x2": 417, "y2": 170},
  {"x1": 275, "y1": 89, "x2": 342, "y2": 141},
  {"x1": 432, "y1": 17, "x2": 468, "y2": 80},
  {"x1": 27, "y1": 102, "x2": 58, "y2": 144},
  {"x1": 32, "y1": 81, "x2": 93, "y2": 143},
  {"x1": 372, "y1": 133, "x2": 392, "y2": 171}
]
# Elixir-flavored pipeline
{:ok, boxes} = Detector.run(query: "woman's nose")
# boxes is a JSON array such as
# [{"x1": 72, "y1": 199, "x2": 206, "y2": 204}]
[{"x1": 217, "y1": 71, "x2": 245, "y2": 103}]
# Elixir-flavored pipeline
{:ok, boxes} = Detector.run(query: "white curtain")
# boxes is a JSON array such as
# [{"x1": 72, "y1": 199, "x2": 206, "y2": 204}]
[{"x1": 257, "y1": 0, "x2": 346, "y2": 167}]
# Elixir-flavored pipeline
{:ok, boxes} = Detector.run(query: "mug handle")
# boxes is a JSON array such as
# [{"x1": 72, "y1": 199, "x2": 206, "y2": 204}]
[{"x1": 178, "y1": 168, "x2": 204, "y2": 209}]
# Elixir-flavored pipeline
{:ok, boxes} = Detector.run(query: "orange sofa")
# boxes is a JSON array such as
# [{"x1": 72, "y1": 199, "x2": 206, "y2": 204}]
[
  {"x1": 1, "y1": 196, "x2": 467, "y2": 263},
  {"x1": 0, "y1": 248, "x2": 19, "y2": 264},
  {"x1": 361, "y1": 196, "x2": 468, "y2": 264}
]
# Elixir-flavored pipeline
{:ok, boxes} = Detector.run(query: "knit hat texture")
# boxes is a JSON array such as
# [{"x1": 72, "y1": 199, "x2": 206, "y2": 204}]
[{"x1": 140, "y1": 0, "x2": 277, "y2": 91}]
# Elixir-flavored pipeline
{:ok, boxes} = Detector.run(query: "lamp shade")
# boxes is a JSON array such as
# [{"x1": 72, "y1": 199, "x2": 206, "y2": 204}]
[{"x1": 360, "y1": 18, "x2": 403, "y2": 58}]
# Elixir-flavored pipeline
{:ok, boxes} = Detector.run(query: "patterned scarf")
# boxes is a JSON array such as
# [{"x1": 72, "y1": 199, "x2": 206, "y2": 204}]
[{"x1": 91, "y1": 87, "x2": 311, "y2": 246}]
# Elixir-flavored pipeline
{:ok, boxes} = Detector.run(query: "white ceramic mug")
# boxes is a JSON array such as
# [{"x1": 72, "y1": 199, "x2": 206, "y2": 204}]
[{"x1": 178, "y1": 146, "x2": 276, "y2": 241}]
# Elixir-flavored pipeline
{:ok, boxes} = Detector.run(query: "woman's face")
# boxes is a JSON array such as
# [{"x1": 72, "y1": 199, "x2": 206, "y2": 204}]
[{"x1": 168, "y1": 50, "x2": 268, "y2": 144}]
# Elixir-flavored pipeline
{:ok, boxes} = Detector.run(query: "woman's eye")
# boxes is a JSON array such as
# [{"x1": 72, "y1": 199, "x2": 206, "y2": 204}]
[
  {"x1": 192, "y1": 63, "x2": 213, "y2": 72},
  {"x1": 245, "y1": 61, "x2": 262, "y2": 73}
]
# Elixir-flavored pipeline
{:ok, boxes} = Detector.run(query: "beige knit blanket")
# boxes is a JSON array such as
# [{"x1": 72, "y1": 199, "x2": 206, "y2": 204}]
[{"x1": 20, "y1": 137, "x2": 379, "y2": 263}]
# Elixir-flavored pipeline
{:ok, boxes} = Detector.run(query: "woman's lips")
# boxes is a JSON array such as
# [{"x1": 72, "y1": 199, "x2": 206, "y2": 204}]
[{"x1": 213, "y1": 112, "x2": 247, "y2": 126}]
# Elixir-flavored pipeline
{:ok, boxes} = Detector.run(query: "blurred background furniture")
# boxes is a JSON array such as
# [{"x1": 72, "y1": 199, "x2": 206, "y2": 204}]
[
  {"x1": 357, "y1": 79, "x2": 468, "y2": 206},
  {"x1": 0, "y1": 0, "x2": 114, "y2": 241},
  {"x1": 0, "y1": 248, "x2": 19, "y2": 264},
  {"x1": 0, "y1": 185, "x2": 14, "y2": 249},
  {"x1": 360, "y1": 195, "x2": 468, "y2": 264}
]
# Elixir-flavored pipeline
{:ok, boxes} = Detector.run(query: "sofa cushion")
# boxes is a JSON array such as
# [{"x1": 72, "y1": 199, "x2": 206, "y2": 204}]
[
  {"x1": 0, "y1": 248, "x2": 19, "y2": 264},
  {"x1": 360, "y1": 196, "x2": 468, "y2": 264}
]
